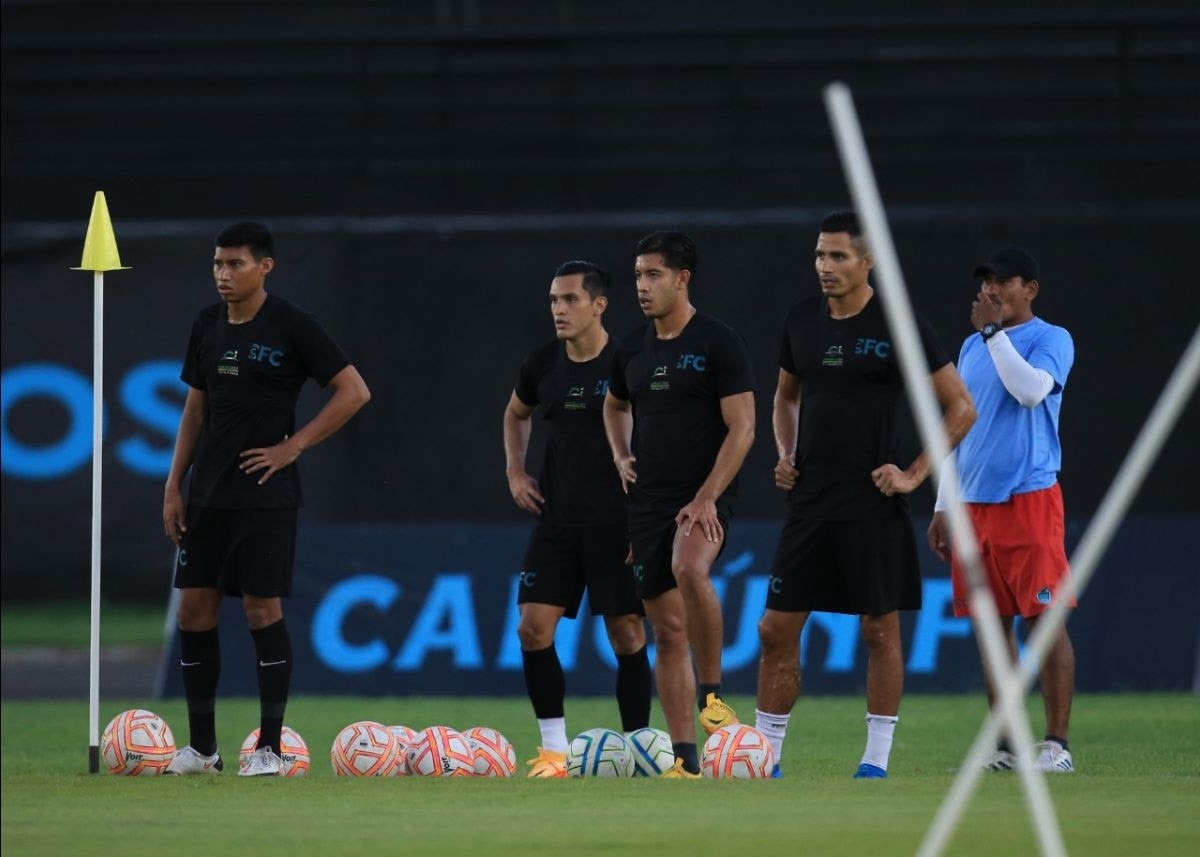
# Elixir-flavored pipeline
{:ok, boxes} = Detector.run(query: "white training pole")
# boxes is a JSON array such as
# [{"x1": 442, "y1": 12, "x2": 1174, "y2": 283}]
[
  {"x1": 823, "y1": 81, "x2": 1065, "y2": 857},
  {"x1": 89, "y1": 270, "x2": 104, "y2": 774},
  {"x1": 919, "y1": 324, "x2": 1200, "y2": 855}
]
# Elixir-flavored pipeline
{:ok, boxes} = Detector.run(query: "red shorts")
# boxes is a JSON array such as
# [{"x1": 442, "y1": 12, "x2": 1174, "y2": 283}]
[{"x1": 950, "y1": 483, "x2": 1074, "y2": 619}]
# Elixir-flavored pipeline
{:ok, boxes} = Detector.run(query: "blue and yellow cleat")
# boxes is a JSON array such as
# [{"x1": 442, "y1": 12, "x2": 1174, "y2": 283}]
[{"x1": 853, "y1": 762, "x2": 887, "y2": 779}]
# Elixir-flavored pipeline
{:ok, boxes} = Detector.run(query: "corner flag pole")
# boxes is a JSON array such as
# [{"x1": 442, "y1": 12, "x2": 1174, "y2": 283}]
[
  {"x1": 822, "y1": 82, "x2": 1066, "y2": 857},
  {"x1": 71, "y1": 192, "x2": 131, "y2": 773}
]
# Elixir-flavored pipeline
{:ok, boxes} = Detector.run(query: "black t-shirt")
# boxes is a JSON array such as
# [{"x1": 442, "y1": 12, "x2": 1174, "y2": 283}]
[
  {"x1": 513, "y1": 338, "x2": 625, "y2": 527},
  {"x1": 780, "y1": 293, "x2": 950, "y2": 520},
  {"x1": 609, "y1": 312, "x2": 757, "y2": 515},
  {"x1": 180, "y1": 294, "x2": 350, "y2": 509}
]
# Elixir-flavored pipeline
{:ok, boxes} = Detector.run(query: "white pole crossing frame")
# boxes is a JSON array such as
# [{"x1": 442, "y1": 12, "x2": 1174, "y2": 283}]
[
  {"x1": 918, "y1": 324, "x2": 1200, "y2": 856},
  {"x1": 822, "y1": 81, "x2": 1066, "y2": 857}
]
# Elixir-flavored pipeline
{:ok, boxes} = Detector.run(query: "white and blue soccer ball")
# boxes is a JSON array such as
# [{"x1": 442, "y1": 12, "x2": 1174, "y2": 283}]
[
  {"x1": 626, "y1": 727, "x2": 674, "y2": 777},
  {"x1": 567, "y1": 728, "x2": 635, "y2": 777}
]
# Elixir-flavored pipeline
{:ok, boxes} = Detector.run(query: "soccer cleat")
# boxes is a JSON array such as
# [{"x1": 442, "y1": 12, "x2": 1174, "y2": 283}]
[
  {"x1": 525, "y1": 747, "x2": 568, "y2": 778},
  {"x1": 238, "y1": 747, "x2": 284, "y2": 777},
  {"x1": 770, "y1": 763, "x2": 783, "y2": 779},
  {"x1": 853, "y1": 762, "x2": 887, "y2": 779},
  {"x1": 699, "y1": 693, "x2": 739, "y2": 735},
  {"x1": 164, "y1": 745, "x2": 223, "y2": 775},
  {"x1": 659, "y1": 759, "x2": 702, "y2": 779},
  {"x1": 1035, "y1": 741, "x2": 1074, "y2": 774},
  {"x1": 984, "y1": 749, "x2": 1020, "y2": 771}
]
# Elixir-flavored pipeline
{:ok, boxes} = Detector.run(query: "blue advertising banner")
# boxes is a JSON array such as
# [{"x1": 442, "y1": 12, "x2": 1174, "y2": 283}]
[{"x1": 159, "y1": 516, "x2": 1200, "y2": 697}]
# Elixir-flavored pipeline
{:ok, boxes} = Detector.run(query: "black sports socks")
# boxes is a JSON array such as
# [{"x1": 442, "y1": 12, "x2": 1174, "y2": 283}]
[
  {"x1": 615, "y1": 646, "x2": 652, "y2": 732},
  {"x1": 698, "y1": 682, "x2": 722, "y2": 711},
  {"x1": 673, "y1": 742, "x2": 700, "y2": 774},
  {"x1": 251, "y1": 618, "x2": 292, "y2": 754},
  {"x1": 179, "y1": 627, "x2": 220, "y2": 756},
  {"x1": 522, "y1": 644, "x2": 566, "y2": 719}
]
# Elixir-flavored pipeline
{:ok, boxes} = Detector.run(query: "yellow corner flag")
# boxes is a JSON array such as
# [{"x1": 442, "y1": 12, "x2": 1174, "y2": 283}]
[{"x1": 71, "y1": 191, "x2": 131, "y2": 272}]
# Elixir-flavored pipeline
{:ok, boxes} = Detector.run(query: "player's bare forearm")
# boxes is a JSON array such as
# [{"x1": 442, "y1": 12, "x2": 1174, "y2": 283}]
[
  {"x1": 878, "y1": 365, "x2": 976, "y2": 494},
  {"x1": 693, "y1": 391, "x2": 755, "y2": 504},
  {"x1": 772, "y1": 368, "x2": 801, "y2": 460},
  {"x1": 502, "y1": 393, "x2": 534, "y2": 477},
  {"x1": 289, "y1": 365, "x2": 371, "y2": 454},
  {"x1": 603, "y1": 392, "x2": 632, "y2": 457},
  {"x1": 502, "y1": 393, "x2": 543, "y2": 514},
  {"x1": 163, "y1": 388, "x2": 204, "y2": 542},
  {"x1": 772, "y1": 368, "x2": 801, "y2": 490},
  {"x1": 910, "y1": 364, "x2": 977, "y2": 480},
  {"x1": 603, "y1": 392, "x2": 637, "y2": 492},
  {"x1": 164, "y1": 387, "x2": 205, "y2": 494},
  {"x1": 240, "y1": 365, "x2": 370, "y2": 484}
]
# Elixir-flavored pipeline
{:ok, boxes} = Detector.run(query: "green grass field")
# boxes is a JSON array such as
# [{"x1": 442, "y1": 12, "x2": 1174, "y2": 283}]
[
  {"x1": 2, "y1": 694, "x2": 1198, "y2": 856},
  {"x1": 1, "y1": 601, "x2": 167, "y2": 648}
]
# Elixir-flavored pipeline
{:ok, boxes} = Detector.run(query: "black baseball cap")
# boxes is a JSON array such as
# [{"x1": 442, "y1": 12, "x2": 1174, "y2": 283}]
[{"x1": 973, "y1": 245, "x2": 1040, "y2": 281}]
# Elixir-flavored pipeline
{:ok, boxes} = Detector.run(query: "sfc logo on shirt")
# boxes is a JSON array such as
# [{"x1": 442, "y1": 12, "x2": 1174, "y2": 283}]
[
  {"x1": 249, "y1": 343, "x2": 285, "y2": 366},
  {"x1": 854, "y1": 338, "x2": 891, "y2": 359}
]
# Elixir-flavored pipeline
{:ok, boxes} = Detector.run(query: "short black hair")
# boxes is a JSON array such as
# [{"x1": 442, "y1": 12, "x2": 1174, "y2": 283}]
[
  {"x1": 635, "y1": 231, "x2": 697, "y2": 280},
  {"x1": 819, "y1": 210, "x2": 862, "y2": 238},
  {"x1": 215, "y1": 221, "x2": 274, "y2": 260},
  {"x1": 818, "y1": 210, "x2": 868, "y2": 255},
  {"x1": 554, "y1": 260, "x2": 611, "y2": 300}
]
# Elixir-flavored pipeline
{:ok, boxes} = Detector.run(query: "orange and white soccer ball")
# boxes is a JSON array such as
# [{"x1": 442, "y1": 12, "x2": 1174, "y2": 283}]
[
  {"x1": 101, "y1": 708, "x2": 176, "y2": 776},
  {"x1": 239, "y1": 726, "x2": 311, "y2": 776},
  {"x1": 386, "y1": 725, "x2": 419, "y2": 776},
  {"x1": 406, "y1": 726, "x2": 476, "y2": 777},
  {"x1": 462, "y1": 726, "x2": 517, "y2": 777},
  {"x1": 701, "y1": 724, "x2": 775, "y2": 779},
  {"x1": 330, "y1": 720, "x2": 401, "y2": 776}
]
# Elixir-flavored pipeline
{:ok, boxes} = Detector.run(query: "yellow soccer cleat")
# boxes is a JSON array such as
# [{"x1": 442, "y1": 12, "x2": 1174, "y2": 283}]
[
  {"x1": 659, "y1": 758, "x2": 702, "y2": 779},
  {"x1": 700, "y1": 693, "x2": 739, "y2": 735},
  {"x1": 525, "y1": 747, "x2": 568, "y2": 778}
]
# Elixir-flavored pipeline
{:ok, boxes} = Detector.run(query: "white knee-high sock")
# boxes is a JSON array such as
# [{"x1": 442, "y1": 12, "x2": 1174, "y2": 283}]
[
  {"x1": 861, "y1": 712, "x2": 899, "y2": 770},
  {"x1": 537, "y1": 717, "x2": 568, "y2": 753},
  {"x1": 755, "y1": 709, "x2": 790, "y2": 768}
]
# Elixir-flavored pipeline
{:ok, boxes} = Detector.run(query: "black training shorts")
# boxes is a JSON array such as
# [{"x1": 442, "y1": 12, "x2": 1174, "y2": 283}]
[
  {"x1": 768, "y1": 513, "x2": 921, "y2": 615},
  {"x1": 518, "y1": 522, "x2": 643, "y2": 618},
  {"x1": 174, "y1": 507, "x2": 297, "y2": 598},
  {"x1": 628, "y1": 502, "x2": 731, "y2": 601}
]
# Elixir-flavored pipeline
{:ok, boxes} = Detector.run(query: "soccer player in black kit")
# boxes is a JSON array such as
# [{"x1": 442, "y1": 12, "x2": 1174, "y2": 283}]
[
  {"x1": 753, "y1": 211, "x2": 974, "y2": 779},
  {"x1": 162, "y1": 222, "x2": 370, "y2": 777},
  {"x1": 503, "y1": 260, "x2": 652, "y2": 778},
  {"x1": 604, "y1": 232, "x2": 756, "y2": 778}
]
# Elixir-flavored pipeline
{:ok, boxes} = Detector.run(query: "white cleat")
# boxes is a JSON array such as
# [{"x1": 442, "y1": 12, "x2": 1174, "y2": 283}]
[
  {"x1": 1035, "y1": 741, "x2": 1074, "y2": 774},
  {"x1": 165, "y1": 745, "x2": 223, "y2": 775},
  {"x1": 238, "y1": 747, "x2": 284, "y2": 777}
]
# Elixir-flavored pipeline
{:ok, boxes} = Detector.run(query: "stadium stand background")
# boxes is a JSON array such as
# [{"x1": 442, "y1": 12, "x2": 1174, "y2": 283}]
[{"x1": 3, "y1": 1, "x2": 1198, "y2": 617}]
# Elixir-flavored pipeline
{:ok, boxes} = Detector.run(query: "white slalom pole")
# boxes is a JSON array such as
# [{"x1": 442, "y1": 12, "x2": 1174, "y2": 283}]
[
  {"x1": 89, "y1": 270, "x2": 104, "y2": 774},
  {"x1": 73, "y1": 191, "x2": 130, "y2": 773},
  {"x1": 919, "y1": 324, "x2": 1200, "y2": 856},
  {"x1": 823, "y1": 82, "x2": 1065, "y2": 857}
]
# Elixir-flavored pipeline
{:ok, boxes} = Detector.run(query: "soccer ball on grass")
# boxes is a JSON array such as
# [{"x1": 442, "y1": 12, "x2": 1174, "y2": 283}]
[
  {"x1": 700, "y1": 724, "x2": 775, "y2": 779},
  {"x1": 567, "y1": 728, "x2": 635, "y2": 777},
  {"x1": 239, "y1": 726, "x2": 310, "y2": 776},
  {"x1": 101, "y1": 708, "x2": 176, "y2": 776}
]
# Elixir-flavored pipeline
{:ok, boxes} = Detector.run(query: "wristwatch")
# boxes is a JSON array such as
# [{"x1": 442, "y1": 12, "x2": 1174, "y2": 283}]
[{"x1": 980, "y1": 322, "x2": 1001, "y2": 342}]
